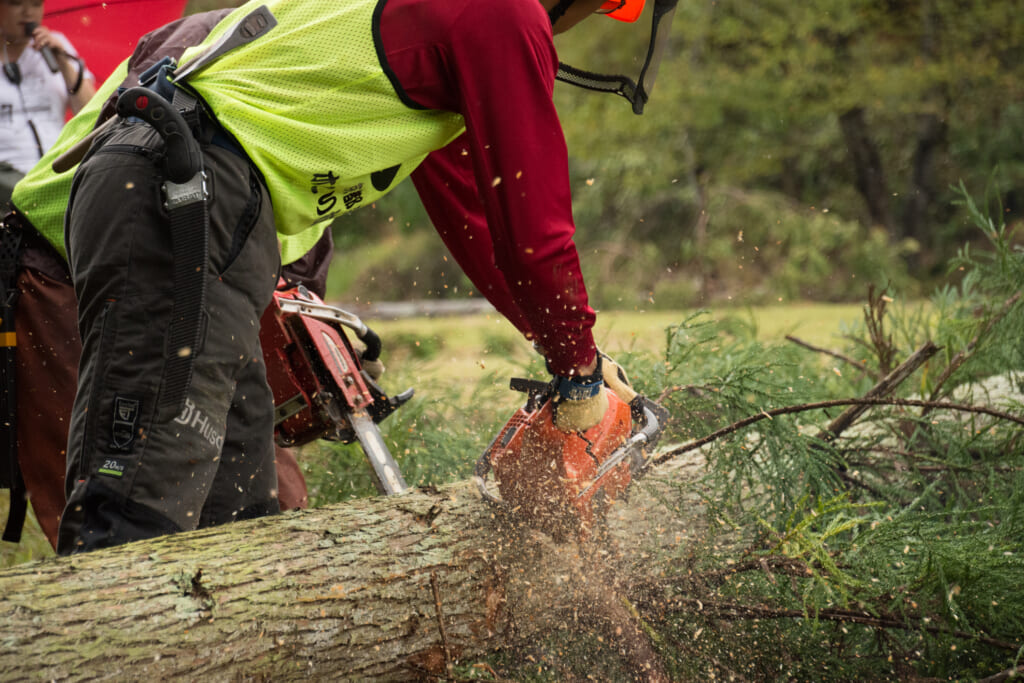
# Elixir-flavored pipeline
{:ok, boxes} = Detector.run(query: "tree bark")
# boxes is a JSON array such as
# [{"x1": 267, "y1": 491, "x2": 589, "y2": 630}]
[
  {"x1": 902, "y1": 112, "x2": 947, "y2": 251},
  {"x1": 0, "y1": 456, "x2": 707, "y2": 681},
  {"x1": 839, "y1": 107, "x2": 893, "y2": 233}
]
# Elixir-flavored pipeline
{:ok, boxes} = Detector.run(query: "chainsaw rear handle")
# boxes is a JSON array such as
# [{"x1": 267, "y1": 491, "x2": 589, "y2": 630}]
[
  {"x1": 274, "y1": 294, "x2": 382, "y2": 361},
  {"x1": 116, "y1": 87, "x2": 202, "y2": 184},
  {"x1": 585, "y1": 398, "x2": 662, "y2": 486},
  {"x1": 633, "y1": 397, "x2": 663, "y2": 448}
]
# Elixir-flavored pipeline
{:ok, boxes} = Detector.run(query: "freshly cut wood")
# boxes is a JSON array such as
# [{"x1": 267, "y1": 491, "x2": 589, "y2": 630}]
[
  {"x1": 818, "y1": 341, "x2": 938, "y2": 440},
  {"x1": 0, "y1": 453, "x2": 707, "y2": 682}
]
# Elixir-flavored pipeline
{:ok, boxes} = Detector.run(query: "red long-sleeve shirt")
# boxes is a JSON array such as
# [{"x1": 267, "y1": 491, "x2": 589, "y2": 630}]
[{"x1": 380, "y1": 0, "x2": 597, "y2": 376}]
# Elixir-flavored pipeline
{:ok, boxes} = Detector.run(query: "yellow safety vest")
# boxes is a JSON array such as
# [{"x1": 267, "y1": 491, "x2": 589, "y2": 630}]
[
  {"x1": 14, "y1": 0, "x2": 467, "y2": 265},
  {"x1": 179, "y1": 0, "x2": 466, "y2": 264}
]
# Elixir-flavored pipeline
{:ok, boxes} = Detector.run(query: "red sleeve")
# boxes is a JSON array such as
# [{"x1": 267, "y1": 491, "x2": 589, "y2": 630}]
[
  {"x1": 411, "y1": 138, "x2": 534, "y2": 337},
  {"x1": 382, "y1": 0, "x2": 597, "y2": 375}
]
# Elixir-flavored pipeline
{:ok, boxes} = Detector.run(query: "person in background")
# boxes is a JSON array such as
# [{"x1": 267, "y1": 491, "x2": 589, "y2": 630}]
[{"x1": 1, "y1": 0, "x2": 95, "y2": 206}]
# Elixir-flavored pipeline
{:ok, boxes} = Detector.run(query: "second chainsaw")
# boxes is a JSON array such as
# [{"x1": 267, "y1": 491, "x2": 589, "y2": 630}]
[{"x1": 259, "y1": 282, "x2": 412, "y2": 496}]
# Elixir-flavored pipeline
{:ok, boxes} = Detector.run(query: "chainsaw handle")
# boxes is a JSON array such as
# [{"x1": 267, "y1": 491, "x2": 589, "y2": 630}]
[
  {"x1": 634, "y1": 398, "x2": 663, "y2": 444},
  {"x1": 274, "y1": 295, "x2": 383, "y2": 362},
  {"x1": 356, "y1": 326, "x2": 382, "y2": 363}
]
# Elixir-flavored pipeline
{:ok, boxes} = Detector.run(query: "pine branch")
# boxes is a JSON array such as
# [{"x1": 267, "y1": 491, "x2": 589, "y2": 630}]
[
  {"x1": 817, "y1": 341, "x2": 939, "y2": 441},
  {"x1": 785, "y1": 334, "x2": 880, "y2": 381},
  {"x1": 924, "y1": 292, "x2": 1022, "y2": 409},
  {"x1": 695, "y1": 557, "x2": 812, "y2": 587},
  {"x1": 864, "y1": 286, "x2": 898, "y2": 375},
  {"x1": 650, "y1": 396, "x2": 1024, "y2": 468}
]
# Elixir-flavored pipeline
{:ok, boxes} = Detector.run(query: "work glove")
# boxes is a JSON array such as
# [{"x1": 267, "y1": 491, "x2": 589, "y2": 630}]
[
  {"x1": 599, "y1": 351, "x2": 638, "y2": 405},
  {"x1": 552, "y1": 376, "x2": 609, "y2": 432},
  {"x1": 360, "y1": 355, "x2": 385, "y2": 382},
  {"x1": 551, "y1": 352, "x2": 637, "y2": 432}
]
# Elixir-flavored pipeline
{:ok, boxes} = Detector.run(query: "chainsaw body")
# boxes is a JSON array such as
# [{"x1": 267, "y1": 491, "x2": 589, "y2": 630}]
[
  {"x1": 259, "y1": 283, "x2": 411, "y2": 495},
  {"x1": 476, "y1": 378, "x2": 664, "y2": 538}
]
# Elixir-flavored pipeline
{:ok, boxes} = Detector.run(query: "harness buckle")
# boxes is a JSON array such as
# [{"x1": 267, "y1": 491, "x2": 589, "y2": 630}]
[{"x1": 163, "y1": 171, "x2": 209, "y2": 211}]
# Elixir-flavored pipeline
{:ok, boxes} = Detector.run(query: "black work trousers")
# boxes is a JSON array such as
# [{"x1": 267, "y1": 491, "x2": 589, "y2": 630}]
[{"x1": 58, "y1": 119, "x2": 281, "y2": 554}]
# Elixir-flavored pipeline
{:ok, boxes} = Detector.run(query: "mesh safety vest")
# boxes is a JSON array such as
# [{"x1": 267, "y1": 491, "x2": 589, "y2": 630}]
[
  {"x1": 11, "y1": 64, "x2": 126, "y2": 261},
  {"x1": 14, "y1": 0, "x2": 467, "y2": 265},
  {"x1": 179, "y1": 0, "x2": 467, "y2": 264}
]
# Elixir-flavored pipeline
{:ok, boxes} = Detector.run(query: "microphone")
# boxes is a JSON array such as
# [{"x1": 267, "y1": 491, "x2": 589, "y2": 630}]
[{"x1": 24, "y1": 22, "x2": 60, "y2": 73}]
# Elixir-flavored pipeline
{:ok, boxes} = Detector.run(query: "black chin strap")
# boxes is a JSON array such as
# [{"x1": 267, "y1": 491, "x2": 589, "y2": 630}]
[
  {"x1": 549, "y1": 0, "x2": 645, "y2": 112},
  {"x1": 556, "y1": 63, "x2": 644, "y2": 113},
  {"x1": 555, "y1": 0, "x2": 678, "y2": 115}
]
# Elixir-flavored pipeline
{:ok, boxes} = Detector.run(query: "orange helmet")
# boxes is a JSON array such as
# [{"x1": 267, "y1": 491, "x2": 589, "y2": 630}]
[{"x1": 598, "y1": 0, "x2": 645, "y2": 23}]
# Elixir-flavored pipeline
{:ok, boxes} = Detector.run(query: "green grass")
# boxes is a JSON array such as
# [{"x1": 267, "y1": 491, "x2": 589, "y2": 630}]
[
  {"x1": 366, "y1": 302, "x2": 871, "y2": 387},
  {"x1": 0, "y1": 498, "x2": 56, "y2": 566}
]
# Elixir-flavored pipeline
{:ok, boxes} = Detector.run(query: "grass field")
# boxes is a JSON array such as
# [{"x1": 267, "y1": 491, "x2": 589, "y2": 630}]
[
  {"x1": 0, "y1": 302, "x2": 871, "y2": 568},
  {"x1": 367, "y1": 301, "x2": 869, "y2": 389}
]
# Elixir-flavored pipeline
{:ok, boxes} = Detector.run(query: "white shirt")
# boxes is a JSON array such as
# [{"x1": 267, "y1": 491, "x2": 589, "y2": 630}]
[{"x1": 1, "y1": 32, "x2": 92, "y2": 174}]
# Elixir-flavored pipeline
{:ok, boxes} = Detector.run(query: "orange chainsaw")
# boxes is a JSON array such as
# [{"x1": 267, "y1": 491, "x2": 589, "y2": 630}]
[
  {"x1": 474, "y1": 376, "x2": 667, "y2": 539},
  {"x1": 259, "y1": 282, "x2": 412, "y2": 495}
]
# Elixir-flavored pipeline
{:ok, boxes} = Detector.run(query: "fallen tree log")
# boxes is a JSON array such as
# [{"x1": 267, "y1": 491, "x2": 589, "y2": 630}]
[{"x1": 0, "y1": 454, "x2": 708, "y2": 682}]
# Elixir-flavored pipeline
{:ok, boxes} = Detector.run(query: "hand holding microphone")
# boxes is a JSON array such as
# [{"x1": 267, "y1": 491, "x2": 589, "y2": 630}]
[{"x1": 24, "y1": 22, "x2": 60, "y2": 73}]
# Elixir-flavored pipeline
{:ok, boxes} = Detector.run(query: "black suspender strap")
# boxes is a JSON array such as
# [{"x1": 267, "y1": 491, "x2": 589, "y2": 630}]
[
  {"x1": 115, "y1": 86, "x2": 209, "y2": 418},
  {"x1": 1, "y1": 212, "x2": 27, "y2": 543},
  {"x1": 161, "y1": 88, "x2": 210, "y2": 419}
]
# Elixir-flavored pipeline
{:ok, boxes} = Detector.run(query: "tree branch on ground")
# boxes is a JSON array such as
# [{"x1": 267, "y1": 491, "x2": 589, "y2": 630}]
[
  {"x1": 784, "y1": 334, "x2": 879, "y2": 381},
  {"x1": 651, "y1": 394, "x2": 1022, "y2": 468}
]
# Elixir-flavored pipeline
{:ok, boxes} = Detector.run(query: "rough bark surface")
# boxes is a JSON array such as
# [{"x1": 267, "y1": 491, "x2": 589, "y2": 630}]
[{"x1": 0, "y1": 455, "x2": 707, "y2": 681}]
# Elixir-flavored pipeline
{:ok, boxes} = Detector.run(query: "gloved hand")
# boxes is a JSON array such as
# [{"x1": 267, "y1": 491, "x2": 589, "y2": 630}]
[
  {"x1": 551, "y1": 352, "x2": 638, "y2": 432},
  {"x1": 552, "y1": 380, "x2": 609, "y2": 432}
]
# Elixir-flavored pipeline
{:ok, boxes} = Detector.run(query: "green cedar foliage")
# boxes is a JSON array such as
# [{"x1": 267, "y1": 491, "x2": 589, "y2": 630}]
[{"x1": 617, "y1": 184, "x2": 1024, "y2": 681}]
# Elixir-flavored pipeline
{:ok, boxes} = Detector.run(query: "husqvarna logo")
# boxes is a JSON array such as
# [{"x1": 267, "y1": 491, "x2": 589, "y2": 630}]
[{"x1": 174, "y1": 397, "x2": 225, "y2": 449}]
